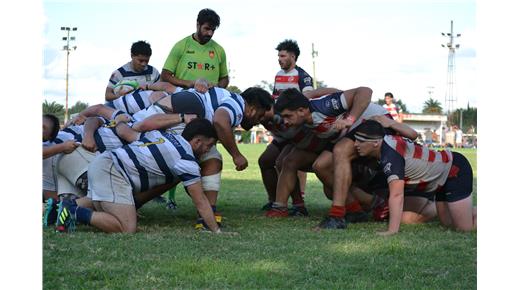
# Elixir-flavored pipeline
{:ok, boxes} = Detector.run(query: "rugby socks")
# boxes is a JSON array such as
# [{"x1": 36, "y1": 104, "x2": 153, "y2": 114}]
[
  {"x1": 329, "y1": 205, "x2": 346, "y2": 218},
  {"x1": 290, "y1": 191, "x2": 305, "y2": 208},
  {"x1": 75, "y1": 207, "x2": 93, "y2": 225},
  {"x1": 345, "y1": 200, "x2": 363, "y2": 213}
]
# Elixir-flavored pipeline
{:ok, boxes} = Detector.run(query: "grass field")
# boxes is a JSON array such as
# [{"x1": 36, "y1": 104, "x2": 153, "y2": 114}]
[{"x1": 43, "y1": 144, "x2": 477, "y2": 289}]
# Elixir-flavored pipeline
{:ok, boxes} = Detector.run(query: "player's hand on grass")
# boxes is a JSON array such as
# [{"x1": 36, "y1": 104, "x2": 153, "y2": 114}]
[
  {"x1": 377, "y1": 230, "x2": 398, "y2": 236},
  {"x1": 233, "y1": 154, "x2": 248, "y2": 171}
]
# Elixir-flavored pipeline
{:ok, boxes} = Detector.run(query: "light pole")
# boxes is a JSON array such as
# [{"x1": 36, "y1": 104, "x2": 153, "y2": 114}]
[
  {"x1": 61, "y1": 26, "x2": 77, "y2": 122},
  {"x1": 441, "y1": 20, "x2": 461, "y2": 125},
  {"x1": 311, "y1": 43, "x2": 318, "y2": 89}
]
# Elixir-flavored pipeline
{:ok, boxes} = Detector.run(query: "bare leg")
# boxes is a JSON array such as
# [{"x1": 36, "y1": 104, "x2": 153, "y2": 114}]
[
  {"x1": 90, "y1": 201, "x2": 137, "y2": 233},
  {"x1": 401, "y1": 196, "x2": 437, "y2": 224},
  {"x1": 258, "y1": 143, "x2": 281, "y2": 203},
  {"x1": 297, "y1": 171, "x2": 307, "y2": 194},
  {"x1": 274, "y1": 148, "x2": 317, "y2": 207},
  {"x1": 446, "y1": 195, "x2": 475, "y2": 231},
  {"x1": 313, "y1": 151, "x2": 334, "y2": 189},
  {"x1": 133, "y1": 182, "x2": 177, "y2": 208},
  {"x1": 331, "y1": 138, "x2": 358, "y2": 207}
]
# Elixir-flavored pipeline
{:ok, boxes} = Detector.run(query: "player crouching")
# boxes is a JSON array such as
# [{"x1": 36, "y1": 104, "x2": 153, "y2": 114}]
[{"x1": 55, "y1": 119, "x2": 223, "y2": 234}]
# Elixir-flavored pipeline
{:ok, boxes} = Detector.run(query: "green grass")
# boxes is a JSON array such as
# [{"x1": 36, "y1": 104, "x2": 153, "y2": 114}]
[{"x1": 43, "y1": 144, "x2": 477, "y2": 289}]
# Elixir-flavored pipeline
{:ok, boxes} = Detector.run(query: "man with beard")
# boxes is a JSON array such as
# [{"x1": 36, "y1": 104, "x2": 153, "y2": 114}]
[{"x1": 161, "y1": 8, "x2": 229, "y2": 91}]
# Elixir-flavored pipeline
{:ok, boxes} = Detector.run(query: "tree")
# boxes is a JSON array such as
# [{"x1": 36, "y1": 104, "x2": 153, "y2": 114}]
[
  {"x1": 376, "y1": 98, "x2": 409, "y2": 113},
  {"x1": 449, "y1": 104, "x2": 477, "y2": 132},
  {"x1": 226, "y1": 85, "x2": 242, "y2": 94},
  {"x1": 255, "y1": 80, "x2": 274, "y2": 92},
  {"x1": 315, "y1": 80, "x2": 327, "y2": 88},
  {"x1": 422, "y1": 98, "x2": 443, "y2": 114},
  {"x1": 43, "y1": 100, "x2": 65, "y2": 123},
  {"x1": 69, "y1": 101, "x2": 89, "y2": 115}
]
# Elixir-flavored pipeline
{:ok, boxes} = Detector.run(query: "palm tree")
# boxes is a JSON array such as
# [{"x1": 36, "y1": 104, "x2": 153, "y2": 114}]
[
  {"x1": 422, "y1": 98, "x2": 443, "y2": 114},
  {"x1": 69, "y1": 101, "x2": 89, "y2": 115},
  {"x1": 42, "y1": 100, "x2": 64, "y2": 115}
]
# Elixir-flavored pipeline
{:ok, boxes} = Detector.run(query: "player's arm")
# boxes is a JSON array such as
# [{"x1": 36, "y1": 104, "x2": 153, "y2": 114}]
[
  {"x1": 342, "y1": 87, "x2": 373, "y2": 123},
  {"x1": 105, "y1": 86, "x2": 118, "y2": 101},
  {"x1": 379, "y1": 180, "x2": 405, "y2": 236},
  {"x1": 217, "y1": 48, "x2": 229, "y2": 88},
  {"x1": 82, "y1": 117, "x2": 104, "y2": 152},
  {"x1": 303, "y1": 87, "x2": 342, "y2": 99},
  {"x1": 131, "y1": 113, "x2": 195, "y2": 132},
  {"x1": 186, "y1": 181, "x2": 221, "y2": 233},
  {"x1": 213, "y1": 108, "x2": 247, "y2": 171},
  {"x1": 43, "y1": 141, "x2": 79, "y2": 159},
  {"x1": 141, "y1": 81, "x2": 178, "y2": 94},
  {"x1": 160, "y1": 69, "x2": 195, "y2": 89},
  {"x1": 371, "y1": 115, "x2": 418, "y2": 140},
  {"x1": 217, "y1": 75, "x2": 229, "y2": 88},
  {"x1": 115, "y1": 122, "x2": 141, "y2": 143}
]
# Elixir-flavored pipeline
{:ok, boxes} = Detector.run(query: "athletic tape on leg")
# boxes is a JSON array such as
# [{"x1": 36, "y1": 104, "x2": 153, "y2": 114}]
[{"x1": 201, "y1": 172, "x2": 222, "y2": 192}]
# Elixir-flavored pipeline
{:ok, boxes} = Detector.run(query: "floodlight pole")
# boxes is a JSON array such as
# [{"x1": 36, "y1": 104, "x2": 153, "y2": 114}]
[
  {"x1": 311, "y1": 43, "x2": 318, "y2": 89},
  {"x1": 61, "y1": 26, "x2": 77, "y2": 122},
  {"x1": 441, "y1": 20, "x2": 461, "y2": 125}
]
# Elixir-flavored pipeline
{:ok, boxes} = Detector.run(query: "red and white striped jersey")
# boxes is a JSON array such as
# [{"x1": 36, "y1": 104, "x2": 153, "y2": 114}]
[
  {"x1": 272, "y1": 66, "x2": 313, "y2": 99},
  {"x1": 382, "y1": 103, "x2": 400, "y2": 120},
  {"x1": 380, "y1": 135, "x2": 453, "y2": 193}
]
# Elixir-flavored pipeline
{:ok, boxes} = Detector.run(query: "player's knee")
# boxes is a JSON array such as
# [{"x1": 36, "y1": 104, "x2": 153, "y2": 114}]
[
  {"x1": 202, "y1": 172, "x2": 222, "y2": 192},
  {"x1": 258, "y1": 152, "x2": 275, "y2": 170}
]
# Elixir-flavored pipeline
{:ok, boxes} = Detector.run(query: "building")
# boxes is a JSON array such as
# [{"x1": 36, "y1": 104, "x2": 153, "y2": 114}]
[{"x1": 401, "y1": 113, "x2": 448, "y2": 145}]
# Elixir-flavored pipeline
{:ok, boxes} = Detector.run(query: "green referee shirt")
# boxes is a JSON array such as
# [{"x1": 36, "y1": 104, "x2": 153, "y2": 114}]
[{"x1": 163, "y1": 35, "x2": 228, "y2": 84}]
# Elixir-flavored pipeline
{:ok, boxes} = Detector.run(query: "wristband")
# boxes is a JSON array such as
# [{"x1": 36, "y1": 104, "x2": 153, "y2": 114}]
[
  {"x1": 146, "y1": 84, "x2": 149, "y2": 90},
  {"x1": 346, "y1": 115, "x2": 356, "y2": 123},
  {"x1": 180, "y1": 113, "x2": 185, "y2": 123}
]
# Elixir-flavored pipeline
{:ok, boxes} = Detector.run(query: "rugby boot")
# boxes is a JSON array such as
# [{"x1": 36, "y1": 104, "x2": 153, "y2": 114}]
[{"x1": 317, "y1": 216, "x2": 347, "y2": 229}]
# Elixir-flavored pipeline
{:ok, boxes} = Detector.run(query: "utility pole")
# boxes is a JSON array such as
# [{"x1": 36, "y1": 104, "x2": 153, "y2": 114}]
[
  {"x1": 441, "y1": 20, "x2": 461, "y2": 125},
  {"x1": 311, "y1": 43, "x2": 318, "y2": 89},
  {"x1": 61, "y1": 26, "x2": 77, "y2": 122}
]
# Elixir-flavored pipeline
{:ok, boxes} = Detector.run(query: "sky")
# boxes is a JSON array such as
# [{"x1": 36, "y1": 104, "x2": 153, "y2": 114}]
[{"x1": 42, "y1": 0, "x2": 476, "y2": 113}]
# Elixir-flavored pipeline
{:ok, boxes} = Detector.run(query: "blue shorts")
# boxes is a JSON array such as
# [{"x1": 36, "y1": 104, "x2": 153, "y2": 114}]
[
  {"x1": 435, "y1": 152, "x2": 473, "y2": 202},
  {"x1": 170, "y1": 91, "x2": 206, "y2": 117}
]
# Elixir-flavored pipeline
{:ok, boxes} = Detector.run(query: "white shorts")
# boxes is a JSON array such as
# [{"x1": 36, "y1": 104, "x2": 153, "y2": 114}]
[
  {"x1": 42, "y1": 154, "x2": 58, "y2": 191},
  {"x1": 199, "y1": 145, "x2": 222, "y2": 163},
  {"x1": 56, "y1": 146, "x2": 97, "y2": 196},
  {"x1": 87, "y1": 153, "x2": 134, "y2": 205}
]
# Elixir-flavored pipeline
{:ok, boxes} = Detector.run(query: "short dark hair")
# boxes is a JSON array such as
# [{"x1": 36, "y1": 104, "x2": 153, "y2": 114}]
[
  {"x1": 43, "y1": 114, "x2": 60, "y2": 141},
  {"x1": 241, "y1": 87, "x2": 273, "y2": 111},
  {"x1": 354, "y1": 120, "x2": 385, "y2": 141},
  {"x1": 276, "y1": 39, "x2": 300, "y2": 61},
  {"x1": 384, "y1": 92, "x2": 394, "y2": 98},
  {"x1": 197, "y1": 8, "x2": 220, "y2": 28},
  {"x1": 181, "y1": 118, "x2": 217, "y2": 141},
  {"x1": 274, "y1": 88, "x2": 309, "y2": 113},
  {"x1": 131, "y1": 40, "x2": 152, "y2": 57}
]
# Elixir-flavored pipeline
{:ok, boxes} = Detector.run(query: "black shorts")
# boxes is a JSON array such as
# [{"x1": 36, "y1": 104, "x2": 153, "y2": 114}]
[
  {"x1": 170, "y1": 91, "x2": 205, "y2": 117},
  {"x1": 271, "y1": 138, "x2": 290, "y2": 152},
  {"x1": 435, "y1": 152, "x2": 473, "y2": 202}
]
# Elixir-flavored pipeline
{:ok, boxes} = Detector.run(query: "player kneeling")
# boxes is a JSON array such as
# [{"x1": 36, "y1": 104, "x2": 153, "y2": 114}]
[
  {"x1": 55, "y1": 118, "x2": 223, "y2": 234},
  {"x1": 353, "y1": 120, "x2": 476, "y2": 235}
]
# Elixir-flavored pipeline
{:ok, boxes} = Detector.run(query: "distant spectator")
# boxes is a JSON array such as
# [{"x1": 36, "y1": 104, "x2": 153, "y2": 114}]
[
  {"x1": 445, "y1": 126, "x2": 455, "y2": 148},
  {"x1": 424, "y1": 128, "x2": 433, "y2": 147},
  {"x1": 455, "y1": 126, "x2": 463, "y2": 148},
  {"x1": 382, "y1": 92, "x2": 402, "y2": 122}
]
